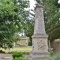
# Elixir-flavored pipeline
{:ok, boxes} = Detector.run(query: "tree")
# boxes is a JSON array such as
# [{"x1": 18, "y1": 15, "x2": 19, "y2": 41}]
[
  {"x1": 0, "y1": 0, "x2": 29, "y2": 48},
  {"x1": 24, "y1": 19, "x2": 34, "y2": 46}
]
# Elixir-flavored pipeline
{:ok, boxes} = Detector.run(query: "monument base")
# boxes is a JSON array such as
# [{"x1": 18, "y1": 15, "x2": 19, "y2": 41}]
[
  {"x1": 27, "y1": 34, "x2": 49, "y2": 60},
  {"x1": 28, "y1": 52, "x2": 49, "y2": 60}
]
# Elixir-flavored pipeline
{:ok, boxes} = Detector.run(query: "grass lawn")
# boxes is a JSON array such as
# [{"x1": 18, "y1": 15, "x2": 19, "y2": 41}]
[{"x1": 0, "y1": 46, "x2": 32, "y2": 53}]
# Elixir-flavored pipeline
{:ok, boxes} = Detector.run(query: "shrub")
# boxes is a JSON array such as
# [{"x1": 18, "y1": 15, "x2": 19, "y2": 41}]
[
  {"x1": 8, "y1": 52, "x2": 29, "y2": 60},
  {"x1": 12, "y1": 52, "x2": 23, "y2": 58},
  {"x1": 13, "y1": 57, "x2": 25, "y2": 60}
]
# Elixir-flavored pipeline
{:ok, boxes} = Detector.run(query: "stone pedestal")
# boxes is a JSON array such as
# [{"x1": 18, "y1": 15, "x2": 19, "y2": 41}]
[
  {"x1": 0, "y1": 54, "x2": 12, "y2": 60},
  {"x1": 28, "y1": 4, "x2": 49, "y2": 60},
  {"x1": 28, "y1": 34, "x2": 48, "y2": 60}
]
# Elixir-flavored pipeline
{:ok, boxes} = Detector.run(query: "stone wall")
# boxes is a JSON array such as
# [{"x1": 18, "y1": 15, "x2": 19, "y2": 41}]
[
  {"x1": 0, "y1": 54, "x2": 12, "y2": 60},
  {"x1": 15, "y1": 36, "x2": 29, "y2": 46},
  {"x1": 51, "y1": 39, "x2": 60, "y2": 53}
]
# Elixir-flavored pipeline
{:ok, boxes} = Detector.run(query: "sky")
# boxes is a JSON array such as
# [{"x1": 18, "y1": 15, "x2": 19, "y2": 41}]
[
  {"x1": 29, "y1": 0, "x2": 60, "y2": 9},
  {"x1": 29, "y1": 0, "x2": 36, "y2": 9},
  {"x1": 58, "y1": 0, "x2": 60, "y2": 4}
]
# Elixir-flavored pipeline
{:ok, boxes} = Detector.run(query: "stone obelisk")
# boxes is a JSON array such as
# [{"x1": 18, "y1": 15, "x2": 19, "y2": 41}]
[{"x1": 28, "y1": 3, "x2": 49, "y2": 60}]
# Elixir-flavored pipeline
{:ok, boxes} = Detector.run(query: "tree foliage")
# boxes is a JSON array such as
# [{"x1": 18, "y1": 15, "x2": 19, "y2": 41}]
[{"x1": 0, "y1": 0, "x2": 29, "y2": 48}]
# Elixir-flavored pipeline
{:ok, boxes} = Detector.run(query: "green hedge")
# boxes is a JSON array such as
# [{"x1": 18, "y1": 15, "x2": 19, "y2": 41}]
[
  {"x1": 12, "y1": 52, "x2": 23, "y2": 58},
  {"x1": 8, "y1": 52, "x2": 29, "y2": 60}
]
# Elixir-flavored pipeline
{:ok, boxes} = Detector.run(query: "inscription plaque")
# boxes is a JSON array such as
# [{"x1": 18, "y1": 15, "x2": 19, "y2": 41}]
[{"x1": 37, "y1": 40, "x2": 46, "y2": 50}]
